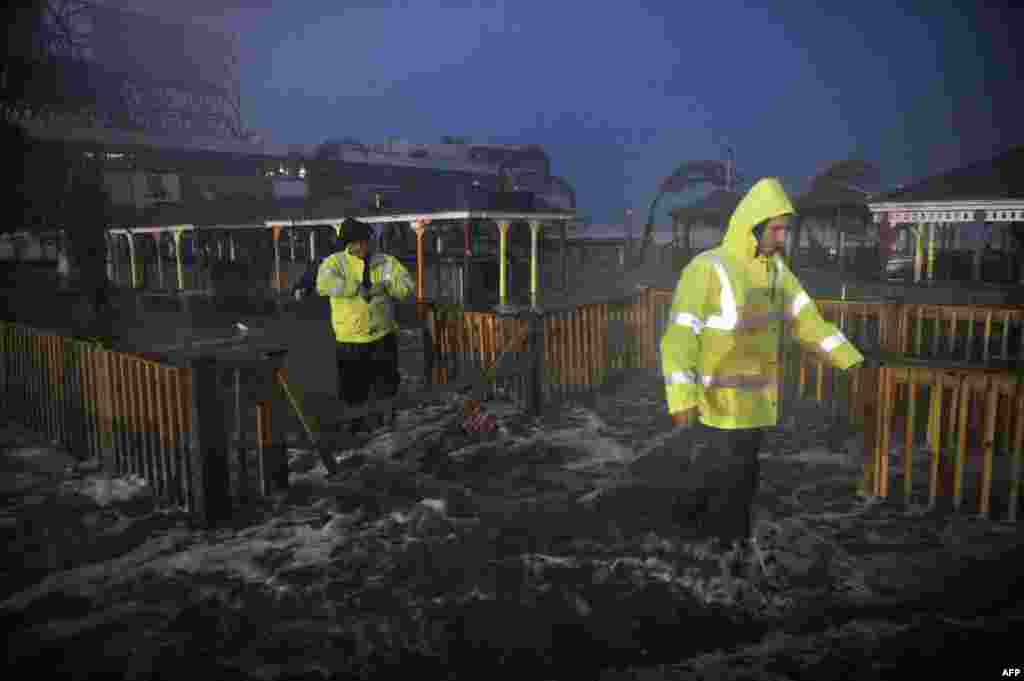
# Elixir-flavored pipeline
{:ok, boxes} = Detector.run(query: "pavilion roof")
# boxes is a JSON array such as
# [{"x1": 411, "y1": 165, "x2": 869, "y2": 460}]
[
  {"x1": 872, "y1": 145, "x2": 1024, "y2": 204},
  {"x1": 795, "y1": 182, "x2": 871, "y2": 217}
]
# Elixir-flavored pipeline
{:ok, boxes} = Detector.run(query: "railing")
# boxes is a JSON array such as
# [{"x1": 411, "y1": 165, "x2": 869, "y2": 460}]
[
  {"x1": 541, "y1": 297, "x2": 648, "y2": 398},
  {"x1": 422, "y1": 291, "x2": 1024, "y2": 520},
  {"x1": 5, "y1": 285, "x2": 1021, "y2": 523},
  {"x1": 426, "y1": 294, "x2": 650, "y2": 406},
  {"x1": 0, "y1": 322, "x2": 291, "y2": 526},
  {"x1": 862, "y1": 356, "x2": 1023, "y2": 521},
  {"x1": 894, "y1": 304, "x2": 1024, "y2": 361}
]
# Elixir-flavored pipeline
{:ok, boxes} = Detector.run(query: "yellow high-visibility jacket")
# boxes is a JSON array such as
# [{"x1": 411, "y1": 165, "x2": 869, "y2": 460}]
[
  {"x1": 316, "y1": 247, "x2": 415, "y2": 343},
  {"x1": 660, "y1": 177, "x2": 864, "y2": 429}
]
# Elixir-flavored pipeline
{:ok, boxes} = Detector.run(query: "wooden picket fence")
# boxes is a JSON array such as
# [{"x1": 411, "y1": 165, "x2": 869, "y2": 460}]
[
  {"x1": 0, "y1": 321, "x2": 276, "y2": 526},
  {"x1": 862, "y1": 361, "x2": 1024, "y2": 520},
  {"x1": 427, "y1": 295, "x2": 652, "y2": 406},
  {"x1": 424, "y1": 290, "x2": 1024, "y2": 521},
  {"x1": 787, "y1": 299, "x2": 1023, "y2": 520},
  {"x1": 4, "y1": 285, "x2": 1021, "y2": 523}
]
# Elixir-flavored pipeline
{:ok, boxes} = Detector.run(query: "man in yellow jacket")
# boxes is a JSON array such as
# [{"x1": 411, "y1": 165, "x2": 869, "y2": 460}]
[
  {"x1": 316, "y1": 218, "x2": 416, "y2": 431},
  {"x1": 660, "y1": 177, "x2": 864, "y2": 552}
]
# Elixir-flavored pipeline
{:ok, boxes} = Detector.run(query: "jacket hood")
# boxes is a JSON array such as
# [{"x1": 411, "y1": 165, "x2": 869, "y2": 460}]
[{"x1": 721, "y1": 177, "x2": 796, "y2": 262}]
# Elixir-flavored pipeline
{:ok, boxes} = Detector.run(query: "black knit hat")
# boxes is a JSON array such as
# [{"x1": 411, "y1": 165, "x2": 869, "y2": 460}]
[{"x1": 341, "y1": 217, "x2": 373, "y2": 244}]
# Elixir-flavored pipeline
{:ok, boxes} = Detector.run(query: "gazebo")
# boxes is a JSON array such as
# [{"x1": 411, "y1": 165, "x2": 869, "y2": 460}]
[
  {"x1": 104, "y1": 195, "x2": 330, "y2": 292},
  {"x1": 868, "y1": 146, "x2": 1024, "y2": 283},
  {"x1": 266, "y1": 209, "x2": 576, "y2": 310},
  {"x1": 105, "y1": 195, "x2": 576, "y2": 311},
  {"x1": 794, "y1": 182, "x2": 873, "y2": 274}
]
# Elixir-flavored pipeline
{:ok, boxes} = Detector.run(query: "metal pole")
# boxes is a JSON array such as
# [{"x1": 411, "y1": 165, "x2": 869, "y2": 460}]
[
  {"x1": 434, "y1": 230, "x2": 442, "y2": 300},
  {"x1": 156, "y1": 234, "x2": 165, "y2": 290},
  {"x1": 463, "y1": 220, "x2": 471, "y2": 305},
  {"x1": 529, "y1": 220, "x2": 541, "y2": 310},
  {"x1": 174, "y1": 228, "x2": 184, "y2": 290},
  {"x1": 560, "y1": 222, "x2": 568, "y2": 291},
  {"x1": 127, "y1": 232, "x2": 138, "y2": 289},
  {"x1": 272, "y1": 225, "x2": 281, "y2": 293},
  {"x1": 104, "y1": 231, "x2": 114, "y2": 284},
  {"x1": 413, "y1": 221, "x2": 426, "y2": 302},
  {"x1": 927, "y1": 222, "x2": 936, "y2": 281},
  {"x1": 498, "y1": 221, "x2": 510, "y2": 308},
  {"x1": 913, "y1": 223, "x2": 923, "y2": 283}
]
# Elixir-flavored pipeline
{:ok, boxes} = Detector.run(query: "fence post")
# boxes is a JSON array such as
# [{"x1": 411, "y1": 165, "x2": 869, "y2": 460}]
[
  {"x1": 881, "y1": 298, "x2": 903, "y2": 353},
  {"x1": 73, "y1": 338, "x2": 91, "y2": 457},
  {"x1": 256, "y1": 399, "x2": 288, "y2": 497},
  {"x1": 647, "y1": 286, "x2": 659, "y2": 370},
  {"x1": 526, "y1": 310, "x2": 545, "y2": 418},
  {"x1": 97, "y1": 348, "x2": 116, "y2": 473},
  {"x1": 187, "y1": 357, "x2": 231, "y2": 527},
  {"x1": 422, "y1": 303, "x2": 435, "y2": 387},
  {"x1": 858, "y1": 361, "x2": 880, "y2": 497},
  {"x1": 633, "y1": 286, "x2": 650, "y2": 371}
]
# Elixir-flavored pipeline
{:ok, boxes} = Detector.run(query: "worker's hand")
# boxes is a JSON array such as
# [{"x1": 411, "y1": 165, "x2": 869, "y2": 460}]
[{"x1": 671, "y1": 408, "x2": 697, "y2": 427}]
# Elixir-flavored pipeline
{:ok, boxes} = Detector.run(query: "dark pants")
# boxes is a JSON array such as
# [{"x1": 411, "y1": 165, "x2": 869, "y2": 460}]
[
  {"x1": 680, "y1": 423, "x2": 765, "y2": 544},
  {"x1": 336, "y1": 332, "x2": 400, "y2": 407}
]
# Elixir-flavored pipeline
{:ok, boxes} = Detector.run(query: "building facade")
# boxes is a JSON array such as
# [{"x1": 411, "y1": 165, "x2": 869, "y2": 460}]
[{"x1": 6, "y1": 4, "x2": 576, "y2": 238}]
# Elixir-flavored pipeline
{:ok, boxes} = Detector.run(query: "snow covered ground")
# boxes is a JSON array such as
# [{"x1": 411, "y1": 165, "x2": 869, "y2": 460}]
[
  {"x1": 4, "y1": 261, "x2": 1024, "y2": 679},
  {"x1": 4, "y1": 370, "x2": 1023, "y2": 680}
]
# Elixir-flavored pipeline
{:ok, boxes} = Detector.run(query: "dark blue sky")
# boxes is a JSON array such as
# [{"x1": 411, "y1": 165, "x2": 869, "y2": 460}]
[{"x1": 108, "y1": 0, "x2": 1022, "y2": 227}]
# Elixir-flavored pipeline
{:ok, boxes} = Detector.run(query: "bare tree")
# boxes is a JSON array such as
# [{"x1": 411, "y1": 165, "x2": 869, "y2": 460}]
[
  {"x1": 40, "y1": 0, "x2": 95, "y2": 61},
  {"x1": 2, "y1": 2, "x2": 98, "y2": 234}
]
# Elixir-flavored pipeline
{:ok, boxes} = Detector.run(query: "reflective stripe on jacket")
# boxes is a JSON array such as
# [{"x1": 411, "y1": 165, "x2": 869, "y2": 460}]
[
  {"x1": 660, "y1": 178, "x2": 864, "y2": 429},
  {"x1": 316, "y1": 247, "x2": 415, "y2": 343}
]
